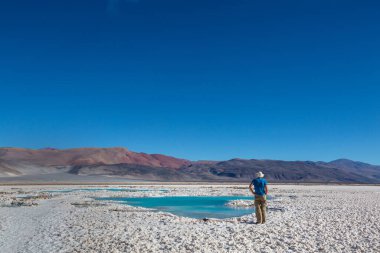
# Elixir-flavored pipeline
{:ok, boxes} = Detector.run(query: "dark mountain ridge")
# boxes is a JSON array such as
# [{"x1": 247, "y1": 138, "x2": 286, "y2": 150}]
[{"x1": 1, "y1": 147, "x2": 379, "y2": 183}]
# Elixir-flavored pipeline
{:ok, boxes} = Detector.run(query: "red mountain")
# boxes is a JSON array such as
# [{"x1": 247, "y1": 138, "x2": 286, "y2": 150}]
[
  {"x1": 0, "y1": 147, "x2": 190, "y2": 177},
  {"x1": 1, "y1": 147, "x2": 379, "y2": 183}
]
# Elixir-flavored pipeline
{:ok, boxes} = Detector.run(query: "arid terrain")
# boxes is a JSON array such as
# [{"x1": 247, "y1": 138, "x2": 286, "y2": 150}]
[
  {"x1": 1, "y1": 147, "x2": 380, "y2": 183},
  {"x1": 0, "y1": 184, "x2": 379, "y2": 253}
]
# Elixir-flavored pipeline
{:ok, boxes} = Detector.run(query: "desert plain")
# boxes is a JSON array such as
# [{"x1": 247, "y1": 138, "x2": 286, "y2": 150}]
[{"x1": 0, "y1": 184, "x2": 379, "y2": 253}]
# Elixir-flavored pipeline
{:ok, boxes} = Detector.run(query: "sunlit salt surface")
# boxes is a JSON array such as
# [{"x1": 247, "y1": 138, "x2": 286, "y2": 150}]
[
  {"x1": 43, "y1": 188, "x2": 168, "y2": 193},
  {"x1": 98, "y1": 196, "x2": 256, "y2": 219}
]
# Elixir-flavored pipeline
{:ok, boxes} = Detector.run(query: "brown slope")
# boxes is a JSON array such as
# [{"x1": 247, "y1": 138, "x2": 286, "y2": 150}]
[
  {"x1": 324, "y1": 159, "x2": 380, "y2": 180},
  {"x1": 1, "y1": 147, "x2": 380, "y2": 183},
  {"x1": 181, "y1": 159, "x2": 378, "y2": 183},
  {"x1": 0, "y1": 162, "x2": 22, "y2": 176},
  {"x1": 0, "y1": 147, "x2": 190, "y2": 176},
  {"x1": 70, "y1": 158, "x2": 379, "y2": 183}
]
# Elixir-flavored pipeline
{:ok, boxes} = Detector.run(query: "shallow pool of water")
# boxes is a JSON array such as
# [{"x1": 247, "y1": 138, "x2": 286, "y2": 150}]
[{"x1": 98, "y1": 196, "x2": 255, "y2": 219}]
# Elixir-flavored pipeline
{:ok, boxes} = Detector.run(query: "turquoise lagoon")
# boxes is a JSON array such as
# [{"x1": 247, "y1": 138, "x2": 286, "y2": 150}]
[{"x1": 97, "y1": 196, "x2": 256, "y2": 219}]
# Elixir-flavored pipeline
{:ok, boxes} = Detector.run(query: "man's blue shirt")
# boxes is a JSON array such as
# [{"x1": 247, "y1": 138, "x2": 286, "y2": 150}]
[{"x1": 252, "y1": 178, "x2": 267, "y2": 196}]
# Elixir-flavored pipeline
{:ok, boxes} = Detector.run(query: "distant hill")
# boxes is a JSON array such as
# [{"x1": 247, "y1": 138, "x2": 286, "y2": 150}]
[
  {"x1": 320, "y1": 159, "x2": 380, "y2": 182},
  {"x1": 0, "y1": 147, "x2": 379, "y2": 183}
]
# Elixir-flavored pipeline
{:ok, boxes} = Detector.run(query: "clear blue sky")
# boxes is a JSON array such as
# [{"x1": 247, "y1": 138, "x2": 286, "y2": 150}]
[{"x1": 0, "y1": 0, "x2": 379, "y2": 163}]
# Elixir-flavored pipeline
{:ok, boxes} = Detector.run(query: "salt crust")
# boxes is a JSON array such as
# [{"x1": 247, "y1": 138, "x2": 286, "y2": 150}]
[{"x1": 0, "y1": 184, "x2": 379, "y2": 253}]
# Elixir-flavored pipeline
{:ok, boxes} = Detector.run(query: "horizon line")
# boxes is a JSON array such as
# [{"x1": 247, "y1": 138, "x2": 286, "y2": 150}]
[{"x1": 0, "y1": 146, "x2": 376, "y2": 165}]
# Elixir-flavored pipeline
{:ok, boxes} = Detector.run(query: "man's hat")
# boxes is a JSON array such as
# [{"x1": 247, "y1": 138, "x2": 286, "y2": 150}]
[{"x1": 256, "y1": 171, "x2": 264, "y2": 178}]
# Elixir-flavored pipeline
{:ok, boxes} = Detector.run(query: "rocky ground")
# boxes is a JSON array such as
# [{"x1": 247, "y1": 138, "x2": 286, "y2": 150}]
[{"x1": 0, "y1": 184, "x2": 379, "y2": 253}]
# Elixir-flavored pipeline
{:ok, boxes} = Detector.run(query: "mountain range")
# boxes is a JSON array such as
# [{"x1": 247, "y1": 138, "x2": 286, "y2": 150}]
[{"x1": 0, "y1": 147, "x2": 379, "y2": 183}]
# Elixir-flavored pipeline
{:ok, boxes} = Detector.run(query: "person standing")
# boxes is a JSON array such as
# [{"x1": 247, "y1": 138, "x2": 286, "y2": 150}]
[{"x1": 249, "y1": 171, "x2": 268, "y2": 224}]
